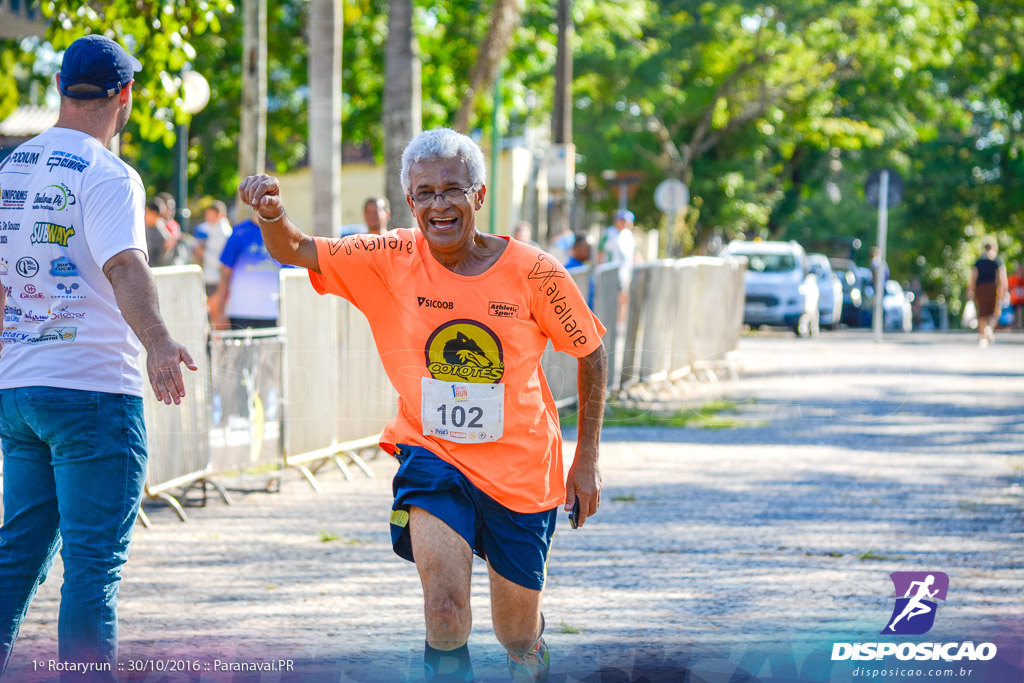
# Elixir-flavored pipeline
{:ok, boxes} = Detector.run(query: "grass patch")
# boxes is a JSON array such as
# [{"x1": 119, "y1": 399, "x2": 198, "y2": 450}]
[
  {"x1": 858, "y1": 550, "x2": 903, "y2": 561},
  {"x1": 556, "y1": 620, "x2": 584, "y2": 634},
  {"x1": 560, "y1": 400, "x2": 749, "y2": 429},
  {"x1": 611, "y1": 493, "x2": 637, "y2": 502},
  {"x1": 319, "y1": 530, "x2": 341, "y2": 543}
]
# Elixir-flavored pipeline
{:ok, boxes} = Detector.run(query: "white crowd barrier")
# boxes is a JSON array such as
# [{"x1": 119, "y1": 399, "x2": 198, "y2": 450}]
[
  {"x1": 617, "y1": 256, "x2": 745, "y2": 392},
  {"x1": 278, "y1": 270, "x2": 377, "y2": 490},
  {"x1": 138, "y1": 265, "x2": 214, "y2": 523}
]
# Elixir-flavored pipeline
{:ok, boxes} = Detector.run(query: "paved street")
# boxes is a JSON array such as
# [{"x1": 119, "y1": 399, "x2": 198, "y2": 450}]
[{"x1": 7, "y1": 331, "x2": 1024, "y2": 682}]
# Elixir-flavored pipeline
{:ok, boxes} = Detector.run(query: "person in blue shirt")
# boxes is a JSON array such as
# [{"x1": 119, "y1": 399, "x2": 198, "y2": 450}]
[
  {"x1": 210, "y1": 211, "x2": 289, "y2": 329},
  {"x1": 564, "y1": 235, "x2": 591, "y2": 269},
  {"x1": 564, "y1": 235, "x2": 595, "y2": 309}
]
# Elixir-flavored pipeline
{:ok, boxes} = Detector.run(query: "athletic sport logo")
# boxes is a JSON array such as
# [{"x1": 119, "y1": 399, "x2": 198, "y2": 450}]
[
  {"x1": 424, "y1": 319, "x2": 504, "y2": 383},
  {"x1": 881, "y1": 572, "x2": 948, "y2": 635}
]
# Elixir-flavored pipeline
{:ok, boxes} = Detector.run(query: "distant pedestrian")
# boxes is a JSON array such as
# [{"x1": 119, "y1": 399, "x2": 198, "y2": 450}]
[
  {"x1": 193, "y1": 200, "x2": 232, "y2": 297},
  {"x1": 1008, "y1": 262, "x2": 1024, "y2": 331},
  {"x1": 144, "y1": 197, "x2": 171, "y2": 266},
  {"x1": 0, "y1": 34, "x2": 197, "y2": 677},
  {"x1": 565, "y1": 235, "x2": 596, "y2": 309},
  {"x1": 364, "y1": 196, "x2": 391, "y2": 235},
  {"x1": 968, "y1": 240, "x2": 1008, "y2": 347},
  {"x1": 209, "y1": 210, "x2": 289, "y2": 330},
  {"x1": 598, "y1": 209, "x2": 638, "y2": 323},
  {"x1": 548, "y1": 225, "x2": 575, "y2": 265},
  {"x1": 564, "y1": 235, "x2": 591, "y2": 269},
  {"x1": 513, "y1": 220, "x2": 540, "y2": 248}
]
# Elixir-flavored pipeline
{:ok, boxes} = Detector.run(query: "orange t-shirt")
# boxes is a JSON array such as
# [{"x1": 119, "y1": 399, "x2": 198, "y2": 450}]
[
  {"x1": 1009, "y1": 273, "x2": 1024, "y2": 306},
  {"x1": 309, "y1": 229, "x2": 606, "y2": 513}
]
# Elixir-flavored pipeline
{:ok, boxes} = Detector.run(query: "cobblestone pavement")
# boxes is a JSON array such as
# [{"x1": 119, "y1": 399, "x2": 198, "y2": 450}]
[{"x1": 7, "y1": 331, "x2": 1024, "y2": 682}]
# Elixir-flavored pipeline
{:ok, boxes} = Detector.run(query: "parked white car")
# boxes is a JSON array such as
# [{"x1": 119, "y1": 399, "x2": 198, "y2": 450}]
[
  {"x1": 808, "y1": 254, "x2": 844, "y2": 330},
  {"x1": 883, "y1": 280, "x2": 914, "y2": 332},
  {"x1": 724, "y1": 240, "x2": 819, "y2": 337}
]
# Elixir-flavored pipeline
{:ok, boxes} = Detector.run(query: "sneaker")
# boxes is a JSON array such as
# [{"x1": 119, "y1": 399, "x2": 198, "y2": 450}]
[{"x1": 507, "y1": 637, "x2": 549, "y2": 683}]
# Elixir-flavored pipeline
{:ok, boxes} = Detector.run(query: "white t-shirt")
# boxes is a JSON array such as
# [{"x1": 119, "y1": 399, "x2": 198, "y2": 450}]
[
  {"x1": 601, "y1": 225, "x2": 636, "y2": 288},
  {"x1": 0, "y1": 127, "x2": 148, "y2": 396},
  {"x1": 194, "y1": 217, "x2": 232, "y2": 286}
]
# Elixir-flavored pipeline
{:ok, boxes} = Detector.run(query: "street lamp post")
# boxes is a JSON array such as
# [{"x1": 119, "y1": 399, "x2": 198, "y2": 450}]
[{"x1": 176, "y1": 70, "x2": 211, "y2": 232}]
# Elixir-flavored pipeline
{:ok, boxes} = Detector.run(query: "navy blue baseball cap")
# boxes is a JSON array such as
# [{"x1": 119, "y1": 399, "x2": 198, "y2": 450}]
[{"x1": 59, "y1": 35, "x2": 142, "y2": 100}]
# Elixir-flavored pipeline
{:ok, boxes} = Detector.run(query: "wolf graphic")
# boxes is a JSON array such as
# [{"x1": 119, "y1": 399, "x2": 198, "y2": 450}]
[{"x1": 443, "y1": 331, "x2": 492, "y2": 368}]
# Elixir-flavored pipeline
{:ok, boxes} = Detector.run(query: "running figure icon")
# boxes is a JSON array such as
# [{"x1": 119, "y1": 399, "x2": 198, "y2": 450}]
[{"x1": 888, "y1": 574, "x2": 938, "y2": 631}]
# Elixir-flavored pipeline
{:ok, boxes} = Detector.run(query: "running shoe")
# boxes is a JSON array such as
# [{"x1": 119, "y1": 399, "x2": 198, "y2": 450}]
[{"x1": 507, "y1": 637, "x2": 549, "y2": 683}]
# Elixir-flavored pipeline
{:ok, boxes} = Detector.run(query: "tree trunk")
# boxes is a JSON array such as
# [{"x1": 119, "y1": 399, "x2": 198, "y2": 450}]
[
  {"x1": 547, "y1": 0, "x2": 573, "y2": 242},
  {"x1": 453, "y1": 0, "x2": 522, "y2": 133},
  {"x1": 384, "y1": 0, "x2": 421, "y2": 229},
  {"x1": 239, "y1": 0, "x2": 267, "y2": 181},
  {"x1": 309, "y1": 0, "x2": 342, "y2": 237}
]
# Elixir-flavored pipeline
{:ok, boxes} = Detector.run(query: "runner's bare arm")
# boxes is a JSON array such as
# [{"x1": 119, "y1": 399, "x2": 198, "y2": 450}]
[
  {"x1": 103, "y1": 249, "x2": 198, "y2": 405},
  {"x1": 565, "y1": 343, "x2": 608, "y2": 527},
  {"x1": 237, "y1": 174, "x2": 321, "y2": 273}
]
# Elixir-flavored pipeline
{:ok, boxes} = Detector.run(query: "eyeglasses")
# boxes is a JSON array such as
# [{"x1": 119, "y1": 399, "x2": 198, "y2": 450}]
[{"x1": 409, "y1": 187, "x2": 475, "y2": 207}]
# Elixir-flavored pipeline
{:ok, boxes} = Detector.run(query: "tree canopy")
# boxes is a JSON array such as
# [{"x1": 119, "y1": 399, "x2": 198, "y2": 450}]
[{"x1": 1, "y1": 0, "x2": 1020, "y2": 306}]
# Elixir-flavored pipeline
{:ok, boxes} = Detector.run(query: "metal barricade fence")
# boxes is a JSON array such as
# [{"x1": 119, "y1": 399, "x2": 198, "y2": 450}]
[
  {"x1": 276, "y1": 271, "x2": 378, "y2": 490},
  {"x1": 540, "y1": 267, "x2": 593, "y2": 407},
  {"x1": 140, "y1": 266, "x2": 213, "y2": 521},
  {"x1": 615, "y1": 257, "x2": 745, "y2": 396},
  {"x1": 208, "y1": 328, "x2": 284, "y2": 475},
  {"x1": 280, "y1": 270, "x2": 338, "y2": 460},
  {"x1": 591, "y1": 263, "x2": 621, "y2": 390},
  {"x1": 337, "y1": 299, "x2": 397, "y2": 442},
  {"x1": 667, "y1": 260, "x2": 698, "y2": 380}
]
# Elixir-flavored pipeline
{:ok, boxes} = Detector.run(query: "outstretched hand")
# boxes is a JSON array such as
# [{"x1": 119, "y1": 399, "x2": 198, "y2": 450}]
[
  {"x1": 147, "y1": 338, "x2": 198, "y2": 405},
  {"x1": 238, "y1": 174, "x2": 283, "y2": 218}
]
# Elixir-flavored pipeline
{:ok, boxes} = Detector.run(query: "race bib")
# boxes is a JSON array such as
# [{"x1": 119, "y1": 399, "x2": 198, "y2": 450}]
[{"x1": 421, "y1": 377, "x2": 504, "y2": 443}]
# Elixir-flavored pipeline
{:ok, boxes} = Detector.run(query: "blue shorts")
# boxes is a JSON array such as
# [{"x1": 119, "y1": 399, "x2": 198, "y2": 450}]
[{"x1": 389, "y1": 445, "x2": 557, "y2": 591}]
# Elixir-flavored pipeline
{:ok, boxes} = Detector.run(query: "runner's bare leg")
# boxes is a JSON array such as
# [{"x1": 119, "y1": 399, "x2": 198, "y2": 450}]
[
  {"x1": 488, "y1": 564, "x2": 543, "y2": 655},
  {"x1": 409, "y1": 506, "x2": 474, "y2": 650}
]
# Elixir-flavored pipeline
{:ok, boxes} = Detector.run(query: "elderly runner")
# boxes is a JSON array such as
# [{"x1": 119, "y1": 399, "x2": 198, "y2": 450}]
[{"x1": 238, "y1": 128, "x2": 607, "y2": 683}]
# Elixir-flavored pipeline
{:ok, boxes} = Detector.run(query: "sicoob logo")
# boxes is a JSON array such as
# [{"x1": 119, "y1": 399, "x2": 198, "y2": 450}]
[
  {"x1": 417, "y1": 296, "x2": 454, "y2": 310},
  {"x1": 425, "y1": 319, "x2": 504, "y2": 383},
  {"x1": 882, "y1": 571, "x2": 948, "y2": 635}
]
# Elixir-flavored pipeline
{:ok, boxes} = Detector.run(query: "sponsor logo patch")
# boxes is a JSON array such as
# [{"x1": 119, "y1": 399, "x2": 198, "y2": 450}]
[
  {"x1": 418, "y1": 296, "x2": 454, "y2": 309},
  {"x1": 45, "y1": 150, "x2": 90, "y2": 173},
  {"x1": 488, "y1": 301, "x2": 519, "y2": 317},
  {"x1": 32, "y1": 183, "x2": 76, "y2": 211},
  {"x1": 0, "y1": 187, "x2": 29, "y2": 209},
  {"x1": 15, "y1": 257, "x2": 39, "y2": 278},
  {"x1": 424, "y1": 319, "x2": 505, "y2": 383},
  {"x1": 0, "y1": 145, "x2": 44, "y2": 173},
  {"x1": 30, "y1": 221, "x2": 76, "y2": 247},
  {"x1": 49, "y1": 256, "x2": 78, "y2": 277}
]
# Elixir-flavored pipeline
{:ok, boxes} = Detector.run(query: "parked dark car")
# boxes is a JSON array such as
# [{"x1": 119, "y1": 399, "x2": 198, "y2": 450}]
[{"x1": 829, "y1": 258, "x2": 866, "y2": 327}]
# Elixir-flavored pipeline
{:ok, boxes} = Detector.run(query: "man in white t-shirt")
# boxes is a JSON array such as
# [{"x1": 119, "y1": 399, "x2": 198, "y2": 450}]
[
  {"x1": 0, "y1": 35, "x2": 196, "y2": 677},
  {"x1": 193, "y1": 199, "x2": 232, "y2": 296},
  {"x1": 598, "y1": 209, "x2": 638, "y2": 323}
]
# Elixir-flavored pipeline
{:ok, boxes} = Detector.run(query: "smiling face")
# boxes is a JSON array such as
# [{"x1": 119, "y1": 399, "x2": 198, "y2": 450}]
[{"x1": 406, "y1": 156, "x2": 486, "y2": 257}]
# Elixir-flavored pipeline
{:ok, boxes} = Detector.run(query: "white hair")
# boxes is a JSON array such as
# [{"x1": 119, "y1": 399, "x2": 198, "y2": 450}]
[{"x1": 400, "y1": 128, "x2": 487, "y2": 194}]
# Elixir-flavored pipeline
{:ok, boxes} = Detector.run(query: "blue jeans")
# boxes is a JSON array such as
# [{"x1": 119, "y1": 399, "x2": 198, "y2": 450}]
[{"x1": 0, "y1": 387, "x2": 147, "y2": 679}]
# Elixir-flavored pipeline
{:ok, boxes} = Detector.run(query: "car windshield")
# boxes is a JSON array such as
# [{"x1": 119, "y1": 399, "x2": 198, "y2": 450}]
[{"x1": 739, "y1": 252, "x2": 797, "y2": 273}]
